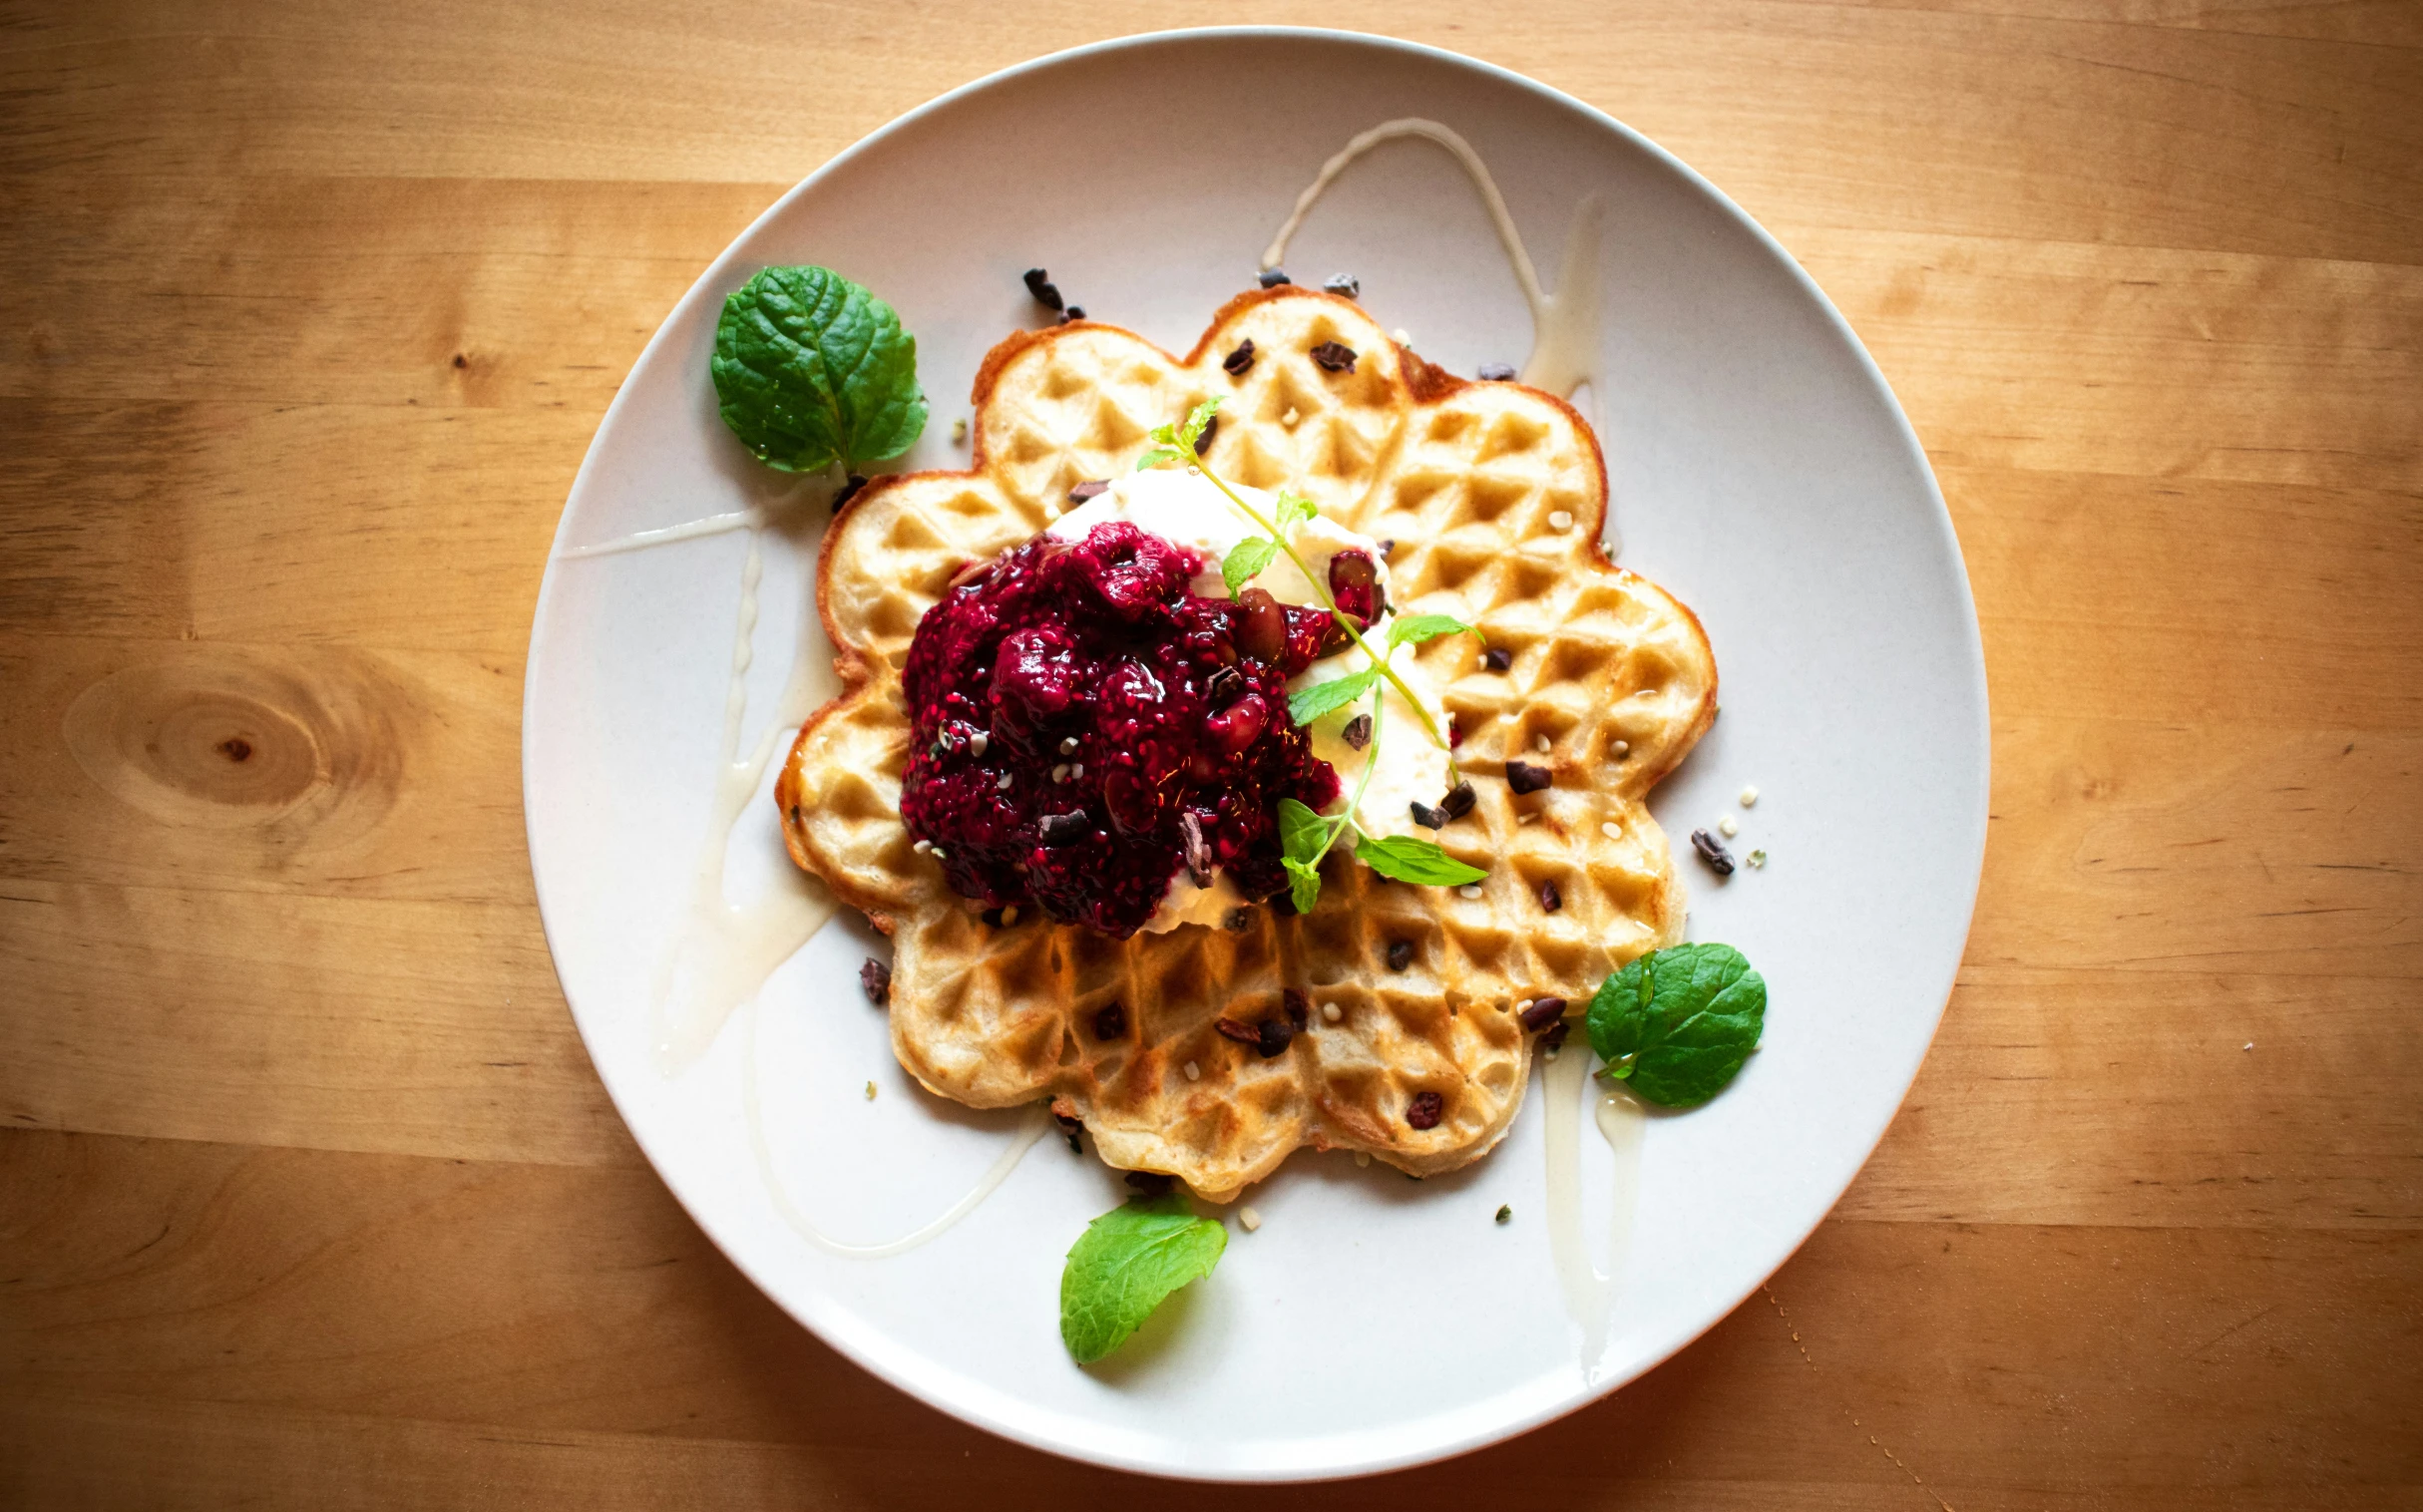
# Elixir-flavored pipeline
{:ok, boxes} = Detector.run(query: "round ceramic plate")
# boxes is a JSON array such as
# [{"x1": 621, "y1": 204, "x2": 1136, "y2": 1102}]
[{"x1": 524, "y1": 27, "x2": 1986, "y2": 1482}]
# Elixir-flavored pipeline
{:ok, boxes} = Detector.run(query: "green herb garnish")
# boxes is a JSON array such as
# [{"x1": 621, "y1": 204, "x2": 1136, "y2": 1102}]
[
  {"x1": 1587, "y1": 944, "x2": 1767, "y2": 1107},
  {"x1": 1139, "y1": 397, "x2": 1484, "y2": 911},
  {"x1": 1058, "y1": 1192, "x2": 1228, "y2": 1364},
  {"x1": 711, "y1": 265, "x2": 928, "y2": 474}
]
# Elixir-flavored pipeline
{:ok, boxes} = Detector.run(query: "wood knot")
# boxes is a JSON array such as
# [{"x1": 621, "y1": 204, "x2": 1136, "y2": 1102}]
[{"x1": 218, "y1": 737, "x2": 252, "y2": 763}]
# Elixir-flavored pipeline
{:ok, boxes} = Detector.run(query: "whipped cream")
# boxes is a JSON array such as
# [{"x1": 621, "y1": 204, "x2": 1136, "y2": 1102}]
[{"x1": 1051, "y1": 471, "x2": 1455, "y2": 930}]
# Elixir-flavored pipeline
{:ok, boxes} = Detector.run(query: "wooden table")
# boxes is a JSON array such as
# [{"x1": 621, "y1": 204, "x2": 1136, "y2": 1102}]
[{"x1": 4, "y1": 3, "x2": 2416, "y2": 1506}]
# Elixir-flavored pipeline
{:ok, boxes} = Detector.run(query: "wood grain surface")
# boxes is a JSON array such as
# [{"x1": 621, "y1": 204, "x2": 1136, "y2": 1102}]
[{"x1": 3, "y1": 2, "x2": 2418, "y2": 1507}]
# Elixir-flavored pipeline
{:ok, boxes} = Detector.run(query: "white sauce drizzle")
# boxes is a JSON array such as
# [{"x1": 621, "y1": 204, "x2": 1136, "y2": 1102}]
[
  {"x1": 1262, "y1": 117, "x2": 1617, "y2": 553},
  {"x1": 743, "y1": 997, "x2": 1051, "y2": 1257},
  {"x1": 562, "y1": 508, "x2": 760, "y2": 559},
  {"x1": 1540, "y1": 1043, "x2": 1647, "y2": 1379}
]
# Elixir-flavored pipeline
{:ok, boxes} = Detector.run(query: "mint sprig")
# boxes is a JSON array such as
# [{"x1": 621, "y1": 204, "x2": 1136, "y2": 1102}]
[
  {"x1": 1586, "y1": 944, "x2": 1767, "y2": 1107},
  {"x1": 1137, "y1": 397, "x2": 1490, "y2": 913},
  {"x1": 1059, "y1": 1192, "x2": 1227, "y2": 1364},
  {"x1": 711, "y1": 265, "x2": 927, "y2": 474}
]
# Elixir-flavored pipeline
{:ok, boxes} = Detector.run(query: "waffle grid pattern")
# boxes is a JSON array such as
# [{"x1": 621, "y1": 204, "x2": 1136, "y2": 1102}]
[{"x1": 776, "y1": 288, "x2": 1717, "y2": 1201}]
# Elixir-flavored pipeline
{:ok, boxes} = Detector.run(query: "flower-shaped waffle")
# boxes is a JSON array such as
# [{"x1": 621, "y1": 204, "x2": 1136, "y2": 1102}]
[{"x1": 777, "y1": 287, "x2": 1716, "y2": 1201}]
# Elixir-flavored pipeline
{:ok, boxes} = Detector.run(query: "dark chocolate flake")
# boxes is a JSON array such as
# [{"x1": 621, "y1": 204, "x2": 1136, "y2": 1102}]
[
  {"x1": 1538, "y1": 878, "x2": 1563, "y2": 914},
  {"x1": 1440, "y1": 781, "x2": 1476, "y2": 820},
  {"x1": 1410, "y1": 800, "x2": 1447, "y2": 830},
  {"x1": 1478, "y1": 362, "x2": 1517, "y2": 381},
  {"x1": 1519, "y1": 996, "x2": 1567, "y2": 1031},
  {"x1": 1204, "y1": 665, "x2": 1244, "y2": 704},
  {"x1": 1691, "y1": 828, "x2": 1738, "y2": 876},
  {"x1": 1387, "y1": 939, "x2": 1413, "y2": 971},
  {"x1": 1483, "y1": 646, "x2": 1512, "y2": 673},
  {"x1": 1022, "y1": 267, "x2": 1064, "y2": 311},
  {"x1": 1323, "y1": 273, "x2": 1361, "y2": 298},
  {"x1": 1093, "y1": 1002, "x2": 1127, "y2": 1040},
  {"x1": 1222, "y1": 339, "x2": 1257, "y2": 376},
  {"x1": 1310, "y1": 340, "x2": 1358, "y2": 374},
  {"x1": 1178, "y1": 811, "x2": 1212, "y2": 888},
  {"x1": 1506, "y1": 760, "x2": 1554, "y2": 795},
  {"x1": 1258, "y1": 267, "x2": 1291, "y2": 287},
  {"x1": 1341, "y1": 713, "x2": 1373, "y2": 751},
  {"x1": 1066, "y1": 479, "x2": 1110, "y2": 504},
  {"x1": 1406, "y1": 1090, "x2": 1445, "y2": 1131},
  {"x1": 859, "y1": 957, "x2": 892, "y2": 1006}
]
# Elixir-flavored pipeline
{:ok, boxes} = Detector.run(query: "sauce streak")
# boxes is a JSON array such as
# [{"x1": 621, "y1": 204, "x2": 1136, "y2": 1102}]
[{"x1": 1540, "y1": 1042, "x2": 1647, "y2": 1379}]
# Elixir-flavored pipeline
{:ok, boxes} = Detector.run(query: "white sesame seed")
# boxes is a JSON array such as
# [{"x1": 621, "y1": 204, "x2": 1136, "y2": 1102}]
[
  {"x1": 930, "y1": 846, "x2": 946, "y2": 859},
  {"x1": 1718, "y1": 815, "x2": 1740, "y2": 838},
  {"x1": 950, "y1": 417, "x2": 968, "y2": 443},
  {"x1": 1322, "y1": 1002, "x2": 1342, "y2": 1022},
  {"x1": 997, "y1": 773, "x2": 1013, "y2": 791},
  {"x1": 1001, "y1": 905, "x2": 1018, "y2": 926},
  {"x1": 1458, "y1": 885, "x2": 1484, "y2": 901},
  {"x1": 1611, "y1": 740, "x2": 1631, "y2": 757},
  {"x1": 1354, "y1": 1151, "x2": 1371, "y2": 1167},
  {"x1": 1740, "y1": 784, "x2": 1760, "y2": 807},
  {"x1": 1282, "y1": 406, "x2": 1300, "y2": 426},
  {"x1": 913, "y1": 839, "x2": 931, "y2": 855},
  {"x1": 1239, "y1": 1206, "x2": 1263, "y2": 1232},
  {"x1": 864, "y1": 1080, "x2": 877, "y2": 1100},
  {"x1": 1535, "y1": 734, "x2": 1550, "y2": 753},
  {"x1": 1060, "y1": 737, "x2": 1078, "y2": 754},
  {"x1": 1548, "y1": 510, "x2": 1574, "y2": 532},
  {"x1": 1184, "y1": 1060, "x2": 1201, "y2": 1081},
  {"x1": 970, "y1": 731, "x2": 989, "y2": 757},
  {"x1": 1601, "y1": 821, "x2": 1623, "y2": 841},
  {"x1": 2243, "y1": 1042, "x2": 2254, "y2": 1051}
]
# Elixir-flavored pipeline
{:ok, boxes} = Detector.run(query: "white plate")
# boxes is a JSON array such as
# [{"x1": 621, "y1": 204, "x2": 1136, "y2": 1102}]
[{"x1": 523, "y1": 27, "x2": 1986, "y2": 1482}]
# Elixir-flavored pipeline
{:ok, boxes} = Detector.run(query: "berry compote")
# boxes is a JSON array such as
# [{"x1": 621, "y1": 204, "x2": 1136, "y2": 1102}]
[{"x1": 899, "y1": 520, "x2": 1342, "y2": 938}]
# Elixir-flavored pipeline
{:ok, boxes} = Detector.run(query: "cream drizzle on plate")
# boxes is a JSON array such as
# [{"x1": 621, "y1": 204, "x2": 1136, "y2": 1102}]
[{"x1": 1540, "y1": 1042, "x2": 1648, "y2": 1379}]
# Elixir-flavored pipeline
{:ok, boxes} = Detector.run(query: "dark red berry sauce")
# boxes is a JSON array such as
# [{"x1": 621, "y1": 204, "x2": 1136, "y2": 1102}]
[{"x1": 899, "y1": 521, "x2": 1344, "y2": 938}]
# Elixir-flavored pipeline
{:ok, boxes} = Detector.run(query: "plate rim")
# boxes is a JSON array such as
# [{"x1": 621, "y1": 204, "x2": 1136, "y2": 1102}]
[{"x1": 521, "y1": 23, "x2": 1990, "y2": 1482}]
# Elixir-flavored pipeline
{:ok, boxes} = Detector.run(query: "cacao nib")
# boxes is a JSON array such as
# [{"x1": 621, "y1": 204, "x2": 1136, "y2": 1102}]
[
  {"x1": 1482, "y1": 645, "x2": 1512, "y2": 672},
  {"x1": 1037, "y1": 811, "x2": 1089, "y2": 846},
  {"x1": 1310, "y1": 340, "x2": 1358, "y2": 374},
  {"x1": 1283, "y1": 988, "x2": 1311, "y2": 1026},
  {"x1": 859, "y1": 957, "x2": 891, "y2": 1006},
  {"x1": 1223, "y1": 339, "x2": 1257, "y2": 376},
  {"x1": 1195, "y1": 413, "x2": 1217, "y2": 453},
  {"x1": 1538, "y1": 878, "x2": 1563, "y2": 914},
  {"x1": 1477, "y1": 363, "x2": 1516, "y2": 381},
  {"x1": 1063, "y1": 305, "x2": 1085, "y2": 321},
  {"x1": 1323, "y1": 273, "x2": 1360, "y2": 298},
  {"x1": 1406, "y1": 1090, "x2": 1444, "y2": 1130},
  {"x1": 1067, "y1": 479, "x2": 1110, "y2": 504},
  {"x1": 1258, "y1": 268, "x2": 1290, "y2": 287},
  {"x1": 1387, "y1": 939, "x2": 1413, "y2": 971},
  {"x1": 1506, "y1": 760, "x2": 1554, "y2": 795},
  {"x1": 1692, "y1": 828, "x2": 1737, "y2": 876},
  {"x1": 1440, "y1": 781, "x2": 1476, "y2": 820},
  {"x1": 1340, "y1": 713, "x2": 1372, "y2": 750},
  {"x1": 1519, "y1": 996, "x2": 1567, "y2": 1031},
  {"x1": 1411, "y1": 800, "x2": 1448, "y2": 830},
  {"x1": 1215, "y1": 1017, "x2": 1260, "y2": 1046},
  {"x1": 1022, "y1": 267, "x2": 1064, "y2": 311}
]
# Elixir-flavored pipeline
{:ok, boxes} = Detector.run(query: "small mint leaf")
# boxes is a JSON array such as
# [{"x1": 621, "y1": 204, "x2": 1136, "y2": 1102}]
[
  {"x1": 1354, "y1": 834, "x2": 1486, "y2": 887},
  {"x1": 710, "y1": 265, "x2": 928, "y2": 473},
  {"x1": 1286, "y1": 668, "x2": 1380, "y2": 726},
  {"x1": 1275, "y1": 797, "x2": 1329, "y2": 866},
  {"x1": 1058, "y1": 1194, "x2": 1226, "y2": 1364},
  {"x1": 1584, "y1": 944, "x2": 1765, "y2": 1108},
  {"x1": 1222, "y1": 537, "x2": 1280, "y2": 597},
  {"x1": 1388, "y1": 613, "x2": 1479, "y2": 650},
  {"x1": 1282, "y1": 856, "x2": 1323, "y2": 914},
  {"x1": 1134, "y1": 445, "x2": 1187, "y2": 472},
  {"x1": 1178, "y1": 396, "x2": 1224, "y2": 453},
  {"x1": 1274, "y1": 490, "x2": 1319, "y2": 530}
]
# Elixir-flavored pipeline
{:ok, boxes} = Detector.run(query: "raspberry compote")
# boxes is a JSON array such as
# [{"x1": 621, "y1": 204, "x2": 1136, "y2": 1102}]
[{"x1": 899, "y1": 520, "x2": 1343, "y2": 938}]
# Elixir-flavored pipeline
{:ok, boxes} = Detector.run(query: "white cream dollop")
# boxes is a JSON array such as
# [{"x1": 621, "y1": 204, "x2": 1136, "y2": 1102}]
[{"x1": 1050, "y1": 470, "x2": 1457, "y2": 931}]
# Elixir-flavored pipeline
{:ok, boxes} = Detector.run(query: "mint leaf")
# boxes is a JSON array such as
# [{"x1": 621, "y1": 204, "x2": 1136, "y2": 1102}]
[
  {"x1": 1179, "y1": 397, "x2": 1224, "y2": 455},
  {"x1": 1274, "y1": 490, "x2": 1319, "y2": 530},
  {"x1": 1134, "y1": 445, "x2": 1187, "y2": 472},
  {"x1": 1354, "y1": 834, "x2": 1486, "y2": 887},
  {"x1": 1586, "y1": 944, "x2": 1766, "y2": 1107},
  {"x1": 1059, "y1": 1193, "x2": 1227, "y2": 1363},
  {"x1": 1222, "y1": 537, "x2": 1280, "y2": 597},
  {"x1": 1287, "y1": 668, "x2": 1380, "y2": 726},
  {"x1": 1276, "y1": 797, "x2": 1329, "y2": 863},
  {"x1": 1389, "y1": 613, "x2": 1479, "y2": 650},
  {"x1": 711, "y1": 266, "x2": 927, "y2": 473},
  {"x1": 1282, "y1": 857, "x2": 1323, "y2": 914}
]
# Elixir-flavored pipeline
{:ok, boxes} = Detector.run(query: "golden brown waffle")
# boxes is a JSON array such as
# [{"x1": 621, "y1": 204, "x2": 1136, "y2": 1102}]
[{"x1": 776, "y1": 287, "x2": 1716, "y2": 1202}]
